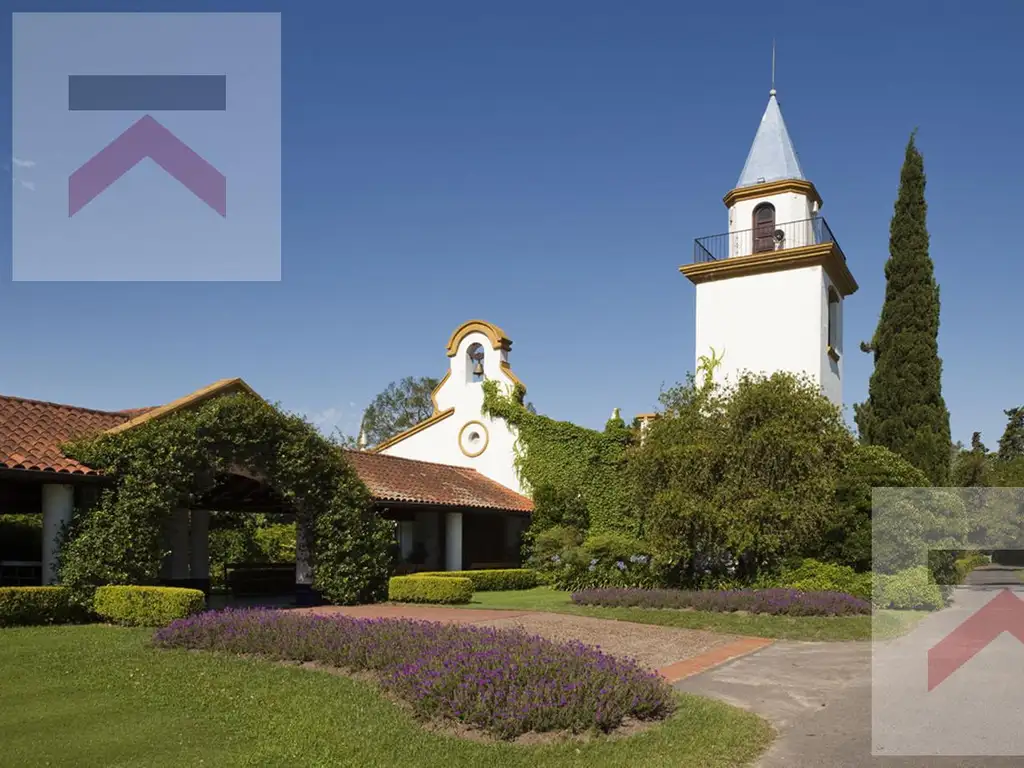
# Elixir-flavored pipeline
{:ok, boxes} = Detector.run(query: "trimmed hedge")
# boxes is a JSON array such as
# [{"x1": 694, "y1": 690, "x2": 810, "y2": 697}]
[
  {"x1": 388, "y1": 576, "x2": 472, "y2": 604},
  {"x1": 873, "y1": 567, "x2": 944, "y2": 611},
  {"x1": 770, "y1": 559, "x2": 872, "y2": 601},
  {"x1": 0, "y1": 586, "x2": 89, "y2": 627},
  {"x1": 955, "y1": 552, "x2": 990, "y2": 583},
  {"x1": 93, "y1": 586, "x2": 206, "y2": 627},
  {"x1": 411, "y1": 569, "x2": 539, "y2": 591}
]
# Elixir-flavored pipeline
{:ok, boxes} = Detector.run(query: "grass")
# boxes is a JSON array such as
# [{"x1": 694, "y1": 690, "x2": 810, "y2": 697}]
[
  {"x1": 463, "y1": 587, "x2": 928, "y2": 642},
  {"x1": 0, "y1": 624, "x2": 772, "y2": 768}
]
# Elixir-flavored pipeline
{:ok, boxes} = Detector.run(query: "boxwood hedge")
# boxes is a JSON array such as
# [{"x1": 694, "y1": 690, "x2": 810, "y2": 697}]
[
  {"x1": 388, "y1": 576, "x2": 472, "y2": 604},
  {"x1": 0, "y1": 586, "x2": 90, "y2": 627},
  {"x1": 411, "y1": 569, "x2": 539, "y2": 591},
  {"x1": 93, "y1": 585, "x2": 206, "y2": 626}
]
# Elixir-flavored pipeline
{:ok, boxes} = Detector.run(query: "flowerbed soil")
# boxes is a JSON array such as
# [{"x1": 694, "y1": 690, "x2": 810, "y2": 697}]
[{"x1": 155, "y1": 609, "x2": 676, "y2": 740}]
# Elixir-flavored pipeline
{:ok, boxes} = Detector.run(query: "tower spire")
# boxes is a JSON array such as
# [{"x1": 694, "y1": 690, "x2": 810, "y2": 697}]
[{"x1": 770, "y1": 39, "x2": 776, "y2": 96}]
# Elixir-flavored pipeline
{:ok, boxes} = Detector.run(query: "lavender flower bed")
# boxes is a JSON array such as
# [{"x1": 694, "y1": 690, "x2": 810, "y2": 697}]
[
  {"x1": 154, "y1": 609, "x2": 674, "y2": 739},
  {"x1": 572, "y1": 588, "x2": 871, "y2": 616}
]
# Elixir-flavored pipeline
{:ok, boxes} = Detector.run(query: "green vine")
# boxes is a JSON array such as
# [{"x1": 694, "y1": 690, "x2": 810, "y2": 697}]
[
  {"x1": 60, "y1": 393, "x2": 394, "y2": 605},
  {"x1": 481, "y1": 381, "x2": 636, "y2": 534}
]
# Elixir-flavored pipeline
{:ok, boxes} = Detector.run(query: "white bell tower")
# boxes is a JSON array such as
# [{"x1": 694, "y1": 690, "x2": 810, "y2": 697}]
[{"x1": 680, "y1": 86, "x2": 858, "y2": 407}]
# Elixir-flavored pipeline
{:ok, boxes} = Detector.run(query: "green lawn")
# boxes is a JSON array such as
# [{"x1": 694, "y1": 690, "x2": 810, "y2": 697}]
[
  {"x1": 0, "y1": 625, "x2": 772, "y2": 768},
  {"x1": 463, "y1": 587, "x2": 928, "y2": 642}
]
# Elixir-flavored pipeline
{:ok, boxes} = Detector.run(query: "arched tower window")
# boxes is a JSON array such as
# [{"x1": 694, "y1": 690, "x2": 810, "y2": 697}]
[
  {"x1": 752, "y1": 203, "x2": 776, "y2": 253},
  {"x1": 466, "y1": 343, "x2": 485, "y2": 383},
  {"x1": 827, "y1": 288, "x2": 841, "y2": 350}
]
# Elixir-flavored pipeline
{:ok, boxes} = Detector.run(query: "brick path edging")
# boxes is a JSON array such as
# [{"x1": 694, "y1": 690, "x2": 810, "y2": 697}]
[{"x1": 657, "y1": 636, "x2": 774, "y2": 683}]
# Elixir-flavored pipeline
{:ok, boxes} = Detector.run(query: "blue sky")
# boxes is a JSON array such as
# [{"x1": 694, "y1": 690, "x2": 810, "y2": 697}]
[{"x1": 1, "y1": 0, "x2": 1021, "y2": 448}]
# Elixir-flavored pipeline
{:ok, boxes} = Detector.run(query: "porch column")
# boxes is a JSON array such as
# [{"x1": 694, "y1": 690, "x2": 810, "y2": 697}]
[
  {"x1": 445, "y1": 512, "x2": 463, "y2": 572},
  {"x1": 188, "y1": 510, "x2": 210, "y2": 593},
  {"x1": 161, "y1": 508, "x2": 191, "y2": 586},
  {"x1": 294, "y1": 512, "x2": 317, "y2": 605},
  {"x1": 41, "y1": 484, "x2": 74, "y2": 585}
]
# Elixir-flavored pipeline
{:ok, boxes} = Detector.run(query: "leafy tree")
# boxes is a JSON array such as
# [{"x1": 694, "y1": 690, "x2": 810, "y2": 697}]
[
  {"x1": 855, "y1": 131, "x2": 951, "y2": 485},
  {"x1": 816, "y1": 444, "x2": 929, "y2": 571},
  {"x1": 632, "y1": 371, "x2": 853, "y2": 586},
  {"x1": 952, "y1": 432, "x2": 991, "y2": 489},
  {"x1": 997, "y1": 407, "x2": 1024, "y2": 461},
  {"x1": 356, "y1": 376, "x2": 440, "y2": 448}
]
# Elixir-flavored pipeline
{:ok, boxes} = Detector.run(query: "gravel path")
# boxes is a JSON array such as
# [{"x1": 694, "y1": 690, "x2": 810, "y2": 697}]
[{"x1": 472, "y1": 612, "x2": 739, "y2": 670}]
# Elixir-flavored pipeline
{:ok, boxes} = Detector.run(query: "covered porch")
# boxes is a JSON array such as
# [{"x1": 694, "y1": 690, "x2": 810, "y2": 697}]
[{"x1": 0, "y1": 384, "x2": 535, "y2": 598}]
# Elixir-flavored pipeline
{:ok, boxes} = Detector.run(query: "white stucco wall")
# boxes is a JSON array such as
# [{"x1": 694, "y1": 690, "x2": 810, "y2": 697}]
[
  {"x1": 379, "y1": 329, "x2": 525, "y2": 495},
  {"x1": 728, "y1": 191, "x2": 816, "y2": 257},
  {"x1": 694, "y1": 264, "x2": 841, "y2": 407}
]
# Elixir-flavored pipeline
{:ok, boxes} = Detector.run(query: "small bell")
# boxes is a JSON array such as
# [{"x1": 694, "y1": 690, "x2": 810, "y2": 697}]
[{"x1": 473, "y1": 361, "x2": 485, "y2": 377}]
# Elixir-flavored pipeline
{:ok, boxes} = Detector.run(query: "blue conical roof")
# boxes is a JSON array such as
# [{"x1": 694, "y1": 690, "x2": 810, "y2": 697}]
[{"x1": 736, "y1": 92, "x2": 805, "y2": 188}]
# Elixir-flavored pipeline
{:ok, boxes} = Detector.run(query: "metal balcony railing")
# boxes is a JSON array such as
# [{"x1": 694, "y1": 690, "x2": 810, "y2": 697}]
[{"x1": 693, "y1": 216, "x2": 845, "y2": 263}]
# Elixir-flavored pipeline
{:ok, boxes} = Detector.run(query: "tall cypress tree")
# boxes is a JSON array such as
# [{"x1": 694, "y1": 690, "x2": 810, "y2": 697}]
[{"x1": 854, "y1": 131, "x2": 951, "y2": 484}]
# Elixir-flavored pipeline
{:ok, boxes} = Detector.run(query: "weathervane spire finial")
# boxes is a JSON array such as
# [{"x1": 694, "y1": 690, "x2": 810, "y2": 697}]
[{"x1": 770, "y1": 39, "x2": 777, "y2": 97}]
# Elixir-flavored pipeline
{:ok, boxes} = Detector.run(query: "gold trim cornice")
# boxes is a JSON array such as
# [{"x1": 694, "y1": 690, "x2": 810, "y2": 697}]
[
  {"x1": 679, "y1": 242, "x2": 858, "y2": 297},
  {"x1": 429, "y1": 370, "x2": 451, "y2": 411},
  {"x1": 371, "y1": 408, "x2": 455, "y2": 453},
  {"x1": 723, "y1": 179, "x2": 822, "y2": 209},
  {"x1": 445, "y1": 320, "x2": 512, "y2": 357}
]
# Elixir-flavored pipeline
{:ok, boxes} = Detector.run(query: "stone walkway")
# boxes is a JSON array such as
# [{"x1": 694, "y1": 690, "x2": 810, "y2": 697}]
[{"x1": 301, "y1": 603, "x2": 770, "y2": 681}]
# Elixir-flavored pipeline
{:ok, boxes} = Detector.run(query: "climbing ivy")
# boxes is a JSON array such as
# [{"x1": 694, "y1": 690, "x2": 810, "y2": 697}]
[
  {"x1": 481, "y1": 381, "x2": 636, "y2": 534},
  {"x1": 60, "y1": 393, "x2": 394, "y2": 605}
]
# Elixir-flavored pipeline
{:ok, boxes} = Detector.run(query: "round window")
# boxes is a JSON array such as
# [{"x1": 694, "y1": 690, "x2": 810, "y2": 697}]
[{"x1": 459, "y1": 421, "x2": 489, "y2": 457}]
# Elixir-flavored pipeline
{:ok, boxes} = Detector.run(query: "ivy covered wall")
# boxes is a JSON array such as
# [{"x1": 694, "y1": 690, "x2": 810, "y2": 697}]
[{"x1": 481, "y1": 381, "x2": 636, "y2": 534}]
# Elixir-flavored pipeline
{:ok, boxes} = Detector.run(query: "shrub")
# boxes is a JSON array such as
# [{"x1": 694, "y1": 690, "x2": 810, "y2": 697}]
[
  {"x1": 544, "y1": 533, "x2": 655, "y2": 592},
  {"x1": 529, "y1": 525, "x2": 583, "y2": 565},
  {"x1": 770, "y1": 559, "x2": 872, "y2": 601},
  {"x1": 388, "y1": 576, "x2": 472, "y2": 604},
  {"x1": 154, "y1": 609, "x2": 675, "y2": 739},
  {"x1": 93, "y1": 586, "x2": 206, "y2": 626},
  {"x1": 0, "y1": 586, "x2": 90, "y2": 627},
  {"x1": 954, "y1": 552, "x2": 990, "y2": 583},
  {"x1": 873, "y1": 567, "x2": 944, "y2": 611},
  {"x1": 571, "y1": 587, "x2": 870, "y2": 616},
  {"x1": 411, "y1": 569, "x2": 539, "y2": 591}
]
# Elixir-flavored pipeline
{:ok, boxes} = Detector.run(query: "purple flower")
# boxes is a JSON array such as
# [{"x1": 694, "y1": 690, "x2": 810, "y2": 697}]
[
  {"x1": 570, "y1": 587, "x2": 870, "y2": 616},
  {"x1": 152, "y1": 607, "x2": 675, "y2": 739}
]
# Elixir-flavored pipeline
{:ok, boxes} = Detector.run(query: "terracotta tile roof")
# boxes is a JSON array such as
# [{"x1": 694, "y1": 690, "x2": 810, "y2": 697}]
[
  {"x1": 344, "y1": 450, "x2": 533, "y2": 513},
  {"x1": 0, "y1": 396, "x2": 133, "y2": 475},
  {"x1": 0, "y1": 385, "x2": 533, "y2": 513}
]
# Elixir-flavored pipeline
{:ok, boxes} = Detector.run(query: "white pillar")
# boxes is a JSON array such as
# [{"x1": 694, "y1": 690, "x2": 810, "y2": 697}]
[
  {"x1": 41, "y1": 484, "x2": 74, "y2": 585},
  {"x1": 445, "y1": 512, "x2": 463, "y2": 572},
  {"x1": 189, "y1": 510, "x2": 210, "y2": 582},
  {"x1": 162, "y1": 508, "x2": 191, "y2": 582}
]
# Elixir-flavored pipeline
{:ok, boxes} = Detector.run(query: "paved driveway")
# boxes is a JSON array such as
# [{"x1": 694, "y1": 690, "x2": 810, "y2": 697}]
[{"x1": 677, "y1": 566, "x2": 1024, "y2": 767}]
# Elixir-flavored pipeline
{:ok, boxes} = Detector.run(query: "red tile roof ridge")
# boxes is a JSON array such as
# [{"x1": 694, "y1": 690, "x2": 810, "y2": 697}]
[{"x1": 0, "y1": 393, "x2": 136, "y2": 418}]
